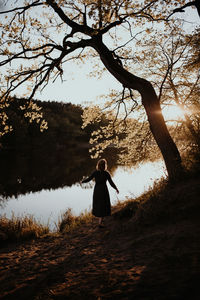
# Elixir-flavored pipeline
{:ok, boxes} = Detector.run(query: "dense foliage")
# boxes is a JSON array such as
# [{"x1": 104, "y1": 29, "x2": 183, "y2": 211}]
[{"x1": 0, "y1": 97, "x2": 90, "y2": 149}]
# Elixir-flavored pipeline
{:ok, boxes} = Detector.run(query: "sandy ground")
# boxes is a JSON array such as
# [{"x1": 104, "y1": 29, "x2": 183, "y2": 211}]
[{"x1": 0, "y1": 209, "x2": 199, "y2": 300}]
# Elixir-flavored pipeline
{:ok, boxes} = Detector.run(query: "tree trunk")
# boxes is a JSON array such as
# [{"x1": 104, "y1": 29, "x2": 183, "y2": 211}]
[
  {"x1": 91, "y1": 38, "x2": 183, "y2": 180},
  {"x1": 140, "y1": 84, "x2": 183, "y2": 180}
]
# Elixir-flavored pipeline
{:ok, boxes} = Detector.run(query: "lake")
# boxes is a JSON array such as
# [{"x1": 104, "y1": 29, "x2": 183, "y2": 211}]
[{"x1": 0, "y1": 147, "x2": 167, "y2": 230}]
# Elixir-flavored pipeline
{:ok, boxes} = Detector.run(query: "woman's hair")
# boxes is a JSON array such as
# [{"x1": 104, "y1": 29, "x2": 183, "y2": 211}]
[{"x1": 96, "y1": 158, "x2": 107, "y2": 171}]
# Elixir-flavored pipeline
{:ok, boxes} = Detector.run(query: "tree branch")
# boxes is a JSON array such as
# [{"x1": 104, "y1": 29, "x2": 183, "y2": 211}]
[
  {"x1": 0, "y1": 0, "x2": 42, "y2": 15},
  {"x1": 172, "y1": 0, "x2": 200, "y2": 17},
  {"x1": 0, "y1": 43, "x2": 62, "y2": 67},
  {"x1": 90, "y1": 37, "x2": 147, "y2": 94},
  {"x1": 46, "y1": 0, "x2": 94, "y2": 36},
  {"x1": 100, "y1": 18, "x2": 126, "y2": 35}
]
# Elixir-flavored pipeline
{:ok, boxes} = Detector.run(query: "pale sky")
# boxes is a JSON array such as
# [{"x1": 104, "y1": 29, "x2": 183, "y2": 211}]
[{"x1": 35, "y1": 63, "x2": 122, "y2": 106}]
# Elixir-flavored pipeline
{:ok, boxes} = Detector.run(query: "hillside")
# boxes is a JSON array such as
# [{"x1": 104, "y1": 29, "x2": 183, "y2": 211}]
[
  {"x1": 0, "y1": 98, "x2": 91, "y2": 150},
  {"x1": 0, "y1": 173, "x2": 199, "y2": 300}
]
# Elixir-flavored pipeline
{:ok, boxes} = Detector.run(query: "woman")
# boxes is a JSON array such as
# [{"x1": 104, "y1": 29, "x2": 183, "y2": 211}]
[{"x1": 82, "y1": 158, "x2": 119, "y2": 228}]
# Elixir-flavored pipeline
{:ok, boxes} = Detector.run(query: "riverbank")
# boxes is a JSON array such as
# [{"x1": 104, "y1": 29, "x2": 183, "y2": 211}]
[{"x1": 0, "y1": 173, "x2": 200, "y2": 299}]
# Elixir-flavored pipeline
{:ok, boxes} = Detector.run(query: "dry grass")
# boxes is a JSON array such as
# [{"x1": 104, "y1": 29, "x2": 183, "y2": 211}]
[
  {"x1": 113, "y1": 167, "x2": 200, "y2": 229},
  {"x1": 0, "y1": 213, "x2": 49, "y2": 243},
  {"x1": 57, "y1": 208, "x2": 93, "y2": 233},
  {"x1": 113, "y1": 178, "x2": 167, "y2": 219}
]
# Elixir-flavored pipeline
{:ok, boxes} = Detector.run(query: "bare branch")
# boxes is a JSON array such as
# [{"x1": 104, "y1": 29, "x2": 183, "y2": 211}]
[
  {"x1": 1, "y1": 63, "x2": 51, "y2": 102},
  {"x1": 0, "y1": 43, "x2": 62, "y2": 67},
  {"x1": 0, "y1": 0, "x2": 43, "y2": 15},
  {"x1": 46, "y1": 0, "x2": 94, "y2": 36},
  {"x1": 183, "y1": 72, "x2": 200, "y2": 104},
  {"x1": 173, "y1": 1, "x2": 199, "y2": 16},
  {"x1": 99, "y1": 17, "x2": 126, "y2": 35},
  {"x1": 158, "y1": 47, "x2": 171, "y2": 101},
  {"x1": 168, "y1": 0, "x2": 200, "y2": 19},
  {"x1": 113, "y1": 30, "x2": 144, "y2": 53}
]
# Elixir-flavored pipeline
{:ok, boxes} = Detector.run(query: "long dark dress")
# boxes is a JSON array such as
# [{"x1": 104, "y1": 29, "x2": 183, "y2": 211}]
[{"x1": 82, "y1": 170, "x2": 118, "y2": 217}]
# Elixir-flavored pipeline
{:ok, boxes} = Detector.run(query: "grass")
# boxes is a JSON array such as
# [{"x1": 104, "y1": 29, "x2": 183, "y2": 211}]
[
  {"x1": 0, "y1": 208, "x2": 93, "y2": 244},
  {"x1": 113, "y1": 166, "x2": 200, "y2": 229},
  {"x1": 57, "y1": 208, "x2": 93, "y2": 233},
  {"x1": 0, "y1": 213, "x2": 50, "y2": 243}
]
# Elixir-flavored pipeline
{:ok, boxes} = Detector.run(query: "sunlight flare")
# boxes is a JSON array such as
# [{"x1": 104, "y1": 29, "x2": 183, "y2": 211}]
[{"x1": 162, "y1": 105, "x2": 186, "y2": 122}]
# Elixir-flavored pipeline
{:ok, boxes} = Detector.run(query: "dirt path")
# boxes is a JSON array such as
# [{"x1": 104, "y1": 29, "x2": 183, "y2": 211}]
[{"x1": 0, "y1": 213, "x2": 199, "y2": 300}]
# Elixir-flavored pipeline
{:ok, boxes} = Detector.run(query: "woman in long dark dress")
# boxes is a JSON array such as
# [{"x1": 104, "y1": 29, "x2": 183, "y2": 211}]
[{"x1": 82, "y1": 158, "x2": 119, "y2": 227}]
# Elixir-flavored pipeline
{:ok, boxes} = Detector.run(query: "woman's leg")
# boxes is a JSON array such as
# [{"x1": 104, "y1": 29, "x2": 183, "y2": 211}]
[{"x1": 98, "y1": 217, "x2": 104, "y2": 226}]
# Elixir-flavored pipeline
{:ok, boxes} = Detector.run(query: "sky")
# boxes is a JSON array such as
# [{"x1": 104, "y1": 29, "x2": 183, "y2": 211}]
[{"x1": 35, "y1": 62, "x2": 122, "y2": 106}]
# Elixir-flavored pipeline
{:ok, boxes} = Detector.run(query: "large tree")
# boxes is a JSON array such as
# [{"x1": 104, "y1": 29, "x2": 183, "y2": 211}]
[
  {"x1": 0, "y1": 0, "x2": 198, "y2": 179},
  {"x1": 82, "y1": 25, "x2": 200, "y2": 165},
  {"x1": 134, "y1": 26, "x2": 200, "y2": 145}
]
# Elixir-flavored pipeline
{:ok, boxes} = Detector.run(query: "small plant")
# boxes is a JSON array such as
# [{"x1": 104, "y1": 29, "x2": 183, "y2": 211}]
[{"x1": 58, "y1": 208, "x2": 93, "y2": 233}]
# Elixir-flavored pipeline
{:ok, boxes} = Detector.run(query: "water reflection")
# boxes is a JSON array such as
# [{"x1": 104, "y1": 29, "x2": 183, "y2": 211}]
[
  {"x1": 0, "y1": 147, "x2": 118, "y2": 199},
  {"x1": 0, "y1": 147, "x2": 92, "y2": 199},
  {"x1": 0, "y1": 147, "x2": 166, "y2": 230},
  {"x1": 112, "y1": 161, "x2": 167, "y2": 199}
]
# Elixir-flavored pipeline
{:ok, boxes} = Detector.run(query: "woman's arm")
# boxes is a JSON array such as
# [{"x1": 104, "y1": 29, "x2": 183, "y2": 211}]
[
  {"x1": 107, "y1": 172, "x2": 119, "y2": 193},
  {"x1": 82, "y1": 172, "x2": 95, "y2": 183}
]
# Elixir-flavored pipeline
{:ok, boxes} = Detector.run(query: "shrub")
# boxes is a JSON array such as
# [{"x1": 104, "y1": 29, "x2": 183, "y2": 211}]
[{"x1": 58, "y1": 208, "x2": 93, "y2": 233}]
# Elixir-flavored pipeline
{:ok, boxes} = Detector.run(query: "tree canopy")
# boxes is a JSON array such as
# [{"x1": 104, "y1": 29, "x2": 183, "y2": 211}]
[{"x1": 0, "y1": 0, "x2": 199, "y2": 179}]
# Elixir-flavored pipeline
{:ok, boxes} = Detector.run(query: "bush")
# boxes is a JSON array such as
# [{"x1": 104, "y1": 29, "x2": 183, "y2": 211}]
[{"x1": 58, "y1": 208, "x2": 93, "y2": 233}]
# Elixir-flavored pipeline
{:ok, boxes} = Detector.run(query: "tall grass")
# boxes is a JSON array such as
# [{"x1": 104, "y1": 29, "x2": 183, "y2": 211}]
[
  {"x1": 113, "y1": 162, "x2": 200, "y2": 229},
  {"x1": 0, "y1": 213, "x2": 50, "y2": 243},
  {"x1": 57, "y1": 208, "x2": 93, "y2": 233},
  {"x1": 0, "y1": 209, "x2": 93, "y2": 244}
]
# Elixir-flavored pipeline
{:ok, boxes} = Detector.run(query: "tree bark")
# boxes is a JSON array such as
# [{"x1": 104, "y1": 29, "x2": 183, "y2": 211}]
[
  {"x1": 91, "y1": 38, "x2": 183, "y2": 180},
  {"x1": 140, "y1": 85, "x2": 183, "y2": 180}
]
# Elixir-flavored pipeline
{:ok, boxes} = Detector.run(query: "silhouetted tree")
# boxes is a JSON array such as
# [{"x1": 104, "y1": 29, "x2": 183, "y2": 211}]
[{"x1": 0, "y1": 1, "x2": 198, "y2": 179}]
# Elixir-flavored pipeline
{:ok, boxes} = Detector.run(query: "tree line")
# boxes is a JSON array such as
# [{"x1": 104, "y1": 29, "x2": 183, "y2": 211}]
[
  {"x1": 1, "y1": 94, "x2": 200, "y2": 167},
  {"x1": 0, "y1": 97, "x2": 93, "y2": 150}
]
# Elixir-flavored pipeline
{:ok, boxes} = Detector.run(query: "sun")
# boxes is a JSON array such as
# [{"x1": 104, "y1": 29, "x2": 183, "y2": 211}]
[{"x1": 162, "y1": 105, "x2": 186, "y2": 122}]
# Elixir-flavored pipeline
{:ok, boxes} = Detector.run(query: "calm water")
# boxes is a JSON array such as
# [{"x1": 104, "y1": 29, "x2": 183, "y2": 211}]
[{"x1": 0, "y1": 148, "x2": 167, "y2": 230}]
